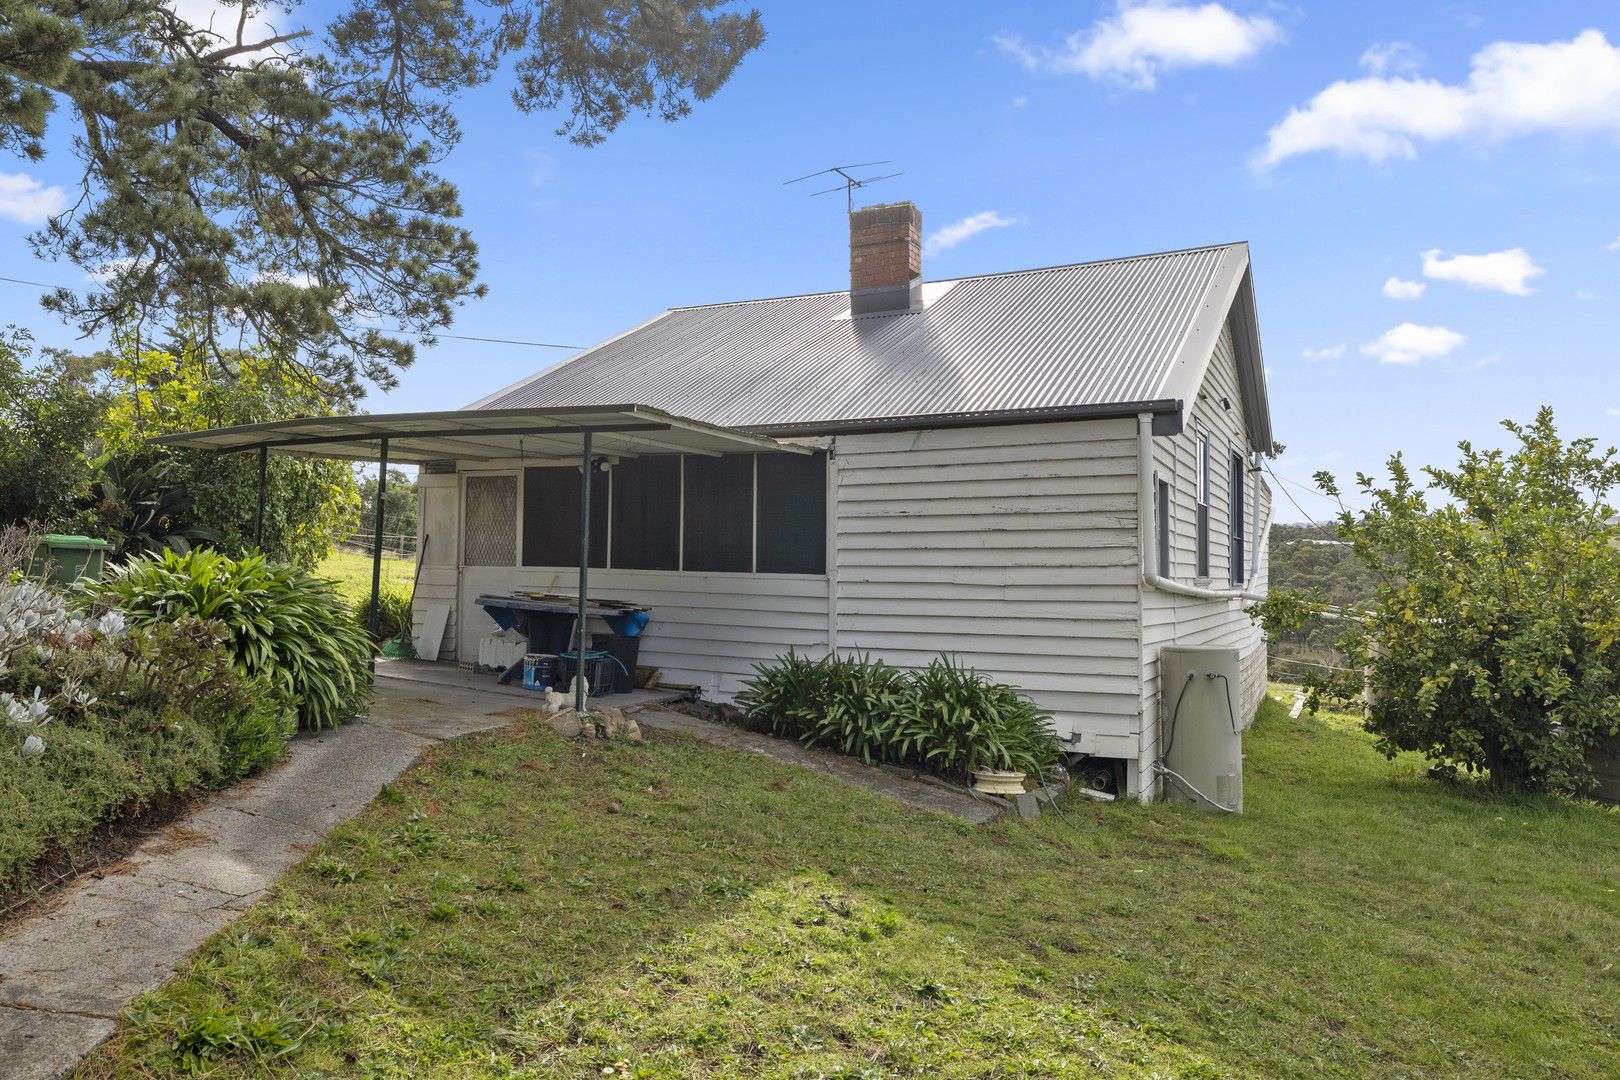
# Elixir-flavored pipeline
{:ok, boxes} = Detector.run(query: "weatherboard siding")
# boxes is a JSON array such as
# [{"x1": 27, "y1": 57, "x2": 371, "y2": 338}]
[
  {"x1": 832, "y1": 420, "x2": 1144, "y2": 750},
  {"x1": 1138, "y1": 320, "x2": 1272, "y2": 795},
  {"x1": 457, "y1": 564, "x2": 831, "y2": 694},
  {"x1": 439, "y1": 452, "x2": 834, "y2": 691}
]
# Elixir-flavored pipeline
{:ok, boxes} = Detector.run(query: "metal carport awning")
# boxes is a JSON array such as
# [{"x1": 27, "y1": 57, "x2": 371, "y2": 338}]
[
  {"x1": 151, "y1": 404, "x2": 812, "y2": 712},
  {"x1": 149, "y1": 403, "x2": 808, "y2": 465}
]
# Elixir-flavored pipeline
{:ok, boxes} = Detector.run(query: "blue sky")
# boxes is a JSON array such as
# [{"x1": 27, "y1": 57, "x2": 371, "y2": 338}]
[{"x1": 3, "y1": 1, "x2": 1620, "y2": 521}]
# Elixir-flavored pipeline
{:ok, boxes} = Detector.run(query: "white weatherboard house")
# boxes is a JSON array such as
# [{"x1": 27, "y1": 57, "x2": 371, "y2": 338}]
[{"x1": 415, "y1": 202, "x2": 1275, "y2": 798}]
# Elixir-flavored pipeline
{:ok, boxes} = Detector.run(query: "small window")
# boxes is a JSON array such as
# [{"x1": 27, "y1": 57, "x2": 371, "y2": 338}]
[
  {"x1": 1194, "y1": 432, "x2": 1211, "y2": 578},
  {"x1": 1229, "y1": 451, "x2": 1246, "y2": 586},
  {"x1": 1155, "y1": 477, "x2": 1170, "y2": 578}
]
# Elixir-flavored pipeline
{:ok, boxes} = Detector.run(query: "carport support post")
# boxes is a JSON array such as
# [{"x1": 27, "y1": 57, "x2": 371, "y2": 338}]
[
  {"x1": 253, "y1": 445, "x2": 267, "y2": 549},
  {"x1": 369, "y1": 438, "x2": 389, "y2": 661},
  {"x1": 575, "y1": 431, "x2": 592, "y2": 713}
]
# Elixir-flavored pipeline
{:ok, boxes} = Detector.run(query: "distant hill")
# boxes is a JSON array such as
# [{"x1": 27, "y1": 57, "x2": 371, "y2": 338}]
[
  {"x1": 1266, "y1": 523, "x2": 1379, "y2": 681},
  {"x1": 1268, "y1": 523, "x2": 1379, "y2": 609}
]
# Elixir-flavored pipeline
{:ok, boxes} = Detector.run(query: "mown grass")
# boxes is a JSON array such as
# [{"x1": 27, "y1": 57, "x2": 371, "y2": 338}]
[
  {"x1": 81, "y1": 697, "x2": 1620, "y2": 1078},
  {"x1": 316, "y1": 549, "x2": 415, "y2": 606}
]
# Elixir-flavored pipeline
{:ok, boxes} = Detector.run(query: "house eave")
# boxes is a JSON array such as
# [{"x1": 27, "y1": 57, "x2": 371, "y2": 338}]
[{"x1": 744, "y1": 400, "x2": 1185, "y2": 439}]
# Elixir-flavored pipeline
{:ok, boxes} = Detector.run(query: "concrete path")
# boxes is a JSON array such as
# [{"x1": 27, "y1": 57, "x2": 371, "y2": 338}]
[{"x1": 0, "y1": 678, "x2": 511, "y2": 1080}]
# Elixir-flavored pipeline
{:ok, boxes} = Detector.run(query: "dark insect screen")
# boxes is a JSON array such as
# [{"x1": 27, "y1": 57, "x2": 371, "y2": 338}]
[
  {"x1": 682, "y1": 455, "x2": 754, "y2": 573},
  {"x1": 611, "y1": 455, "x2": 681, "y2": 571},
  {"x1": 757, "y1": 451, "x2": 827, "y2": 574},
  {"x1": 522, "y1": 466, "x2": 607, "y2": 568}
]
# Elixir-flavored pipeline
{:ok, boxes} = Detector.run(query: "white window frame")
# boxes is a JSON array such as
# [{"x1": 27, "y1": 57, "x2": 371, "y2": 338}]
[
  {"x1": 1195, "y1": 431, "x2": 1210, "y2": 506},
  {"x1": 1194, "y1": 429, "x2": 1211, "y2": 579},
  {"x1": 1154, "y1": 475, "x2": 1171, "y2": 578},
  {"x1": 1228, "y1": 447, "x2": 1246, "y2": 587}
]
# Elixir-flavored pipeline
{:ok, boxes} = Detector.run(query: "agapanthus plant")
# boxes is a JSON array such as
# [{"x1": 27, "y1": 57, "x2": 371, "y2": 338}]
[{"x1": 0, "y1": 580, "x2": 126, "y2": 758}]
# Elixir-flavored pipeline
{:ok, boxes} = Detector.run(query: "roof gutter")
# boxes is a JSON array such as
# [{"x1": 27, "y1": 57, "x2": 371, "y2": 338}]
[
  {"x1": 1137, "y1": 412, "x2": 1266, "y2": 604},
  {"x1": 751, "y1": 399, "x2": 1184, "y2": 439}
]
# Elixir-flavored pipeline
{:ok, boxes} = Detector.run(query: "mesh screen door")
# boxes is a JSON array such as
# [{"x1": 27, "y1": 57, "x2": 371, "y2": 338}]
[{"x1": 463, "y1": 475, "x2": 518, "y2": 566}]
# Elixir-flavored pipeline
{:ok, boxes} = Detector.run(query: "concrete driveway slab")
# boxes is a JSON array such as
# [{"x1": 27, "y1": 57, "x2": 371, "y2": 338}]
[{"x1": 0, "y1": 1007, "x2": 115, "y2": 1080}]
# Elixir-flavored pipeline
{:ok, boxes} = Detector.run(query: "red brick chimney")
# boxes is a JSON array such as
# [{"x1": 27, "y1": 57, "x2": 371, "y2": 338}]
[{"x1": 849, "y1": 201, "x2": 923, "y2": 315}]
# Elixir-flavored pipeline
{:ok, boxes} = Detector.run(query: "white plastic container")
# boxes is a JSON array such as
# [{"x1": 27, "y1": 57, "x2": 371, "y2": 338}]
[{"x1": 478, "y1": 628, "x2": 528, "y2": 672}]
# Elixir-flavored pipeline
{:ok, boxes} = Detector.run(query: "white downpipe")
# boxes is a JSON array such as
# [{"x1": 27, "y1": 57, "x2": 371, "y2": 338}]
[{"x1": 1137, "y1": 412, "x2": 1266, "y2": 604}]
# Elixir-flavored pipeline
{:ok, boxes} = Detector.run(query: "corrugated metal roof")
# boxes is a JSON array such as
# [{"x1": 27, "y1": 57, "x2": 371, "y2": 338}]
[{"x1": 473, "y1": 242, "x2": 1261, "y2": 438}]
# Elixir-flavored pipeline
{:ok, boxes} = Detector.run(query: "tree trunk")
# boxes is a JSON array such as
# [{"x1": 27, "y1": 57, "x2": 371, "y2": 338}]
[{"x1": 1482, "y1": 731, "x2": 1527, "y2": 794}]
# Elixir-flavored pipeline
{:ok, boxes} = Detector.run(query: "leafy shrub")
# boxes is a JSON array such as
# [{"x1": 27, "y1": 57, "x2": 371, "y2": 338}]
[
  {"x1": 81, "y1": 457, "x2": 221, "y2": 561},
  {"x1": 736, "y1": 652, "x2": 1061, "y2": 779},
  {"x1": 0, "y1": 336, "x2": 107, "y2": 530},
  {"x1": 894, "y1": 656, "x2": 1062, "y2": 777},
  {"x1": 802, "y1": 653, "x2": 910, "y2": 764},
  {"x1": 353, "y1": 584, "x2": 413, "y2": 643},
  {"x1": 1255, "y1": 408, "x2": 1620, "y2": 794},
  {"x1": 217, "y1": 693, "x2": 299, "y2": 780},
  {"x1": 90, "y1": 550, "x2": 372, "y2": 730},
  {"x1": 97, "y1": 346, "x2": 361, "y2": 569},
  {"x1": 0, "y1": 580, "x2": 294, "y2": 888},
  {"x1": 731, "y1": 650, "x2": 828, "y2": 737}
]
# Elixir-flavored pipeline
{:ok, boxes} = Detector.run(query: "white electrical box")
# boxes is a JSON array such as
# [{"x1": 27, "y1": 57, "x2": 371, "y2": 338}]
[{"x1": 1159, "y1": 646, "x2": 1244, "y2": 813}]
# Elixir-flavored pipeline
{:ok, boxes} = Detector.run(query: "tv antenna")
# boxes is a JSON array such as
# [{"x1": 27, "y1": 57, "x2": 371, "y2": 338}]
[{"x1": 784, "y1": 161, "x2": 904, "y2": 212}]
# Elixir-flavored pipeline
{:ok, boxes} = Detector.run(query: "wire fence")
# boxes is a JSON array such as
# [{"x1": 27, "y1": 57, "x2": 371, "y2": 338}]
[{"x1": 334, "y1": 531, "x2": 417, "y2": 558}]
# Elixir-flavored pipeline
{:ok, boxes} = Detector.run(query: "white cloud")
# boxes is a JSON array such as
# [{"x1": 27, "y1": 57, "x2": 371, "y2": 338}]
[
  {"x1": 993, "y1": 31, "x2": 1043, "y2": 71},
  {"x1": 1302, "y1": 343, "x2": 1346, "y2": 362},
  {"x1": 1451, "y1": 352, "x2": 1499, "y2": 373},
  {"x1": 258, "y1": 270, "x2": 318, "y2": 289},
  {"x1": 994, "y1": 2, "x2": 1282, "y2": 91},
  {"x1": 1359, "y1": 41, "x2": 1423, "y2": 77},
  {"x1": 1421, "y1": 247, "x2": 1543, "y2": 295},
  {"x1": 924, "y1": 211, "x2": 1020, "y2": 255},
  {"x1": 1382, "y1": 276, "x2": 1426, "y2": 300},
  {"x1": 1258, "y1": 30, "x2": 1620, "y2": 168},
  {"x1": 1608, "y1": 236, "x2": 1620, "y2": 252},
  {"x1": 86, "y1": 256, "x2": 136, "y2": 283},
  {"x1": 1577, "y1": 288, "x2": 1597, "y2": 301},
  {"x1": 523, "y1": 149, "x2": 552, "y2": 188},
  {"x1": 1361, "y1": 323, "x2": 1466, "y2": 364},
  {"x1": 1609, "y1": 407, "x2": 1620, "y2": 416},
  {"x1": 163, "y1": 0, "x2": 277, "y2": 44},
  {"x1": 0, "y1": 172, "x2": 66, "y2": 224},
  {"x1": 1011, "y1": 95, "x2": 1029, "y2": 108}
]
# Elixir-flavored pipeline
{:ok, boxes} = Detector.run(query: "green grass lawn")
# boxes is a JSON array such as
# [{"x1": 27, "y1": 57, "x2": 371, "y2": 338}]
[
  {"x1": 80, "y1": 698, "x2": 1620, "y2": 1078},
  {"x1": 317, "y1": 548, "x2": 415, "y2": 606}
]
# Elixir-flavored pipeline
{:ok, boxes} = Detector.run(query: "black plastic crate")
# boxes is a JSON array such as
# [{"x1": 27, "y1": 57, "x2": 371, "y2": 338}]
[
  {"x1": 556, "y1": 654, "x2": 619, "y2": 696},
  {"x1": 591, "y1": 633, "x2": 642, "y2": 694}
]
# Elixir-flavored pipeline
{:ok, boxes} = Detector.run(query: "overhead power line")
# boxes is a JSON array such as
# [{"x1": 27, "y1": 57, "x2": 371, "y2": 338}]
[
  {"x1": 0, "y1": 274, "x2": 67, "y2": 290},
  {"x1": 1263, "y1": 461, "x2": 1342, "y2": 542},
  {"x1": 0, "y1": 273, "x2": 580, "y2": 350},
  {"x1": 421, "y1": 332, "x2": 580, "y2": 350}
]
